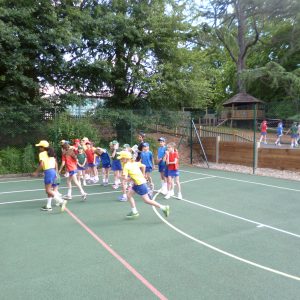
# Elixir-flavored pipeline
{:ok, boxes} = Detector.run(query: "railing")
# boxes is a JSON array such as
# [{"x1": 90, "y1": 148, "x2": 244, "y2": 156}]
[
  {"x1": 221, "y1": 109, "x2": 265, "y2": 119},
  {"x1": 198, "y1": 126, "x2": 253, "y2": 142}
]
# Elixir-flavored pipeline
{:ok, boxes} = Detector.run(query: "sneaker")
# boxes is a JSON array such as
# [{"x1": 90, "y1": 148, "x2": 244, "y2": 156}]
[
  {"x1": 61, "y1": 200, "x2": 67, "y2": 212},
  {"x1": 63, "y1": 195, "x2": 72, "y2": 200},
  {"x1": 126, "y1": 211, "x2": 139, "y2": 219},
  {"x1": 170, "y1": 190, "x2": 175, "y2": 197},
  {"x1": 164, "y1": 193, "x2": 171, "y2": 200},
  {"x1": 103, "y1": 182, "x2": 108, "y2": 186},
  {"x1": 41, "y1": 206, "x2": 52, "y2": 211},
  {"x1": 112, "y1": 184, "x2": 119, "y2": 190},
  {"x1": 162, "y1": 205, "x2": 170, "y2": 217},
  {"x1": 118, "y1": 195, "x2": 127, "y2": 202},
  {"x1": 82, "y1": 193, "x2": 87, "y2": 201},
  {"x1": 177, "y1": 193, "x2": 182, "y2": 200}
]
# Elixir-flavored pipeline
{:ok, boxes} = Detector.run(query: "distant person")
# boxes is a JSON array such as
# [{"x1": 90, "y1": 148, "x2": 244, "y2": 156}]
[
  {"x1": 275, "y1": 121, "x2": 283, "y2": 146},
  {"x1": 259, "y1": 120, "x2": 268, "y2": 144},
  {"x1": 288, "y1": 122, "x2": 298, "y2": 148}
]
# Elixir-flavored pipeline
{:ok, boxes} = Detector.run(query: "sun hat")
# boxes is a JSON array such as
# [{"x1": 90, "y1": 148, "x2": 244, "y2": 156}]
[
  {"x1": 158, "y1": 137, "x2": 166, "y2": 142},
  {"x1": 35, "y1": 140, "x2": 49, "y2": 148},
  {"x1": 112, "y1": 140, "x2": 118, "y2": 145},
  {"x1": 117, "y1": 151, "x2": 132, "y2": 160}
]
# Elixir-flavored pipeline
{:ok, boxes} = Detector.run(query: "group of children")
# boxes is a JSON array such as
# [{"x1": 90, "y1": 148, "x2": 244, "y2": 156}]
[
  {"x1": 33, "y1": 132, "x2": 183, "y2": 219},
  {"x1": 259, "y1": 120, "x2": 300, "y2": 148}
]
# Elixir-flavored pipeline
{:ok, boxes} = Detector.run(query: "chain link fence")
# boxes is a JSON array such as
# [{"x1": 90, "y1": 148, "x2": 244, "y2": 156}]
[{"x1": 1, "y1": 100, "x2": 300, "y2": 175}]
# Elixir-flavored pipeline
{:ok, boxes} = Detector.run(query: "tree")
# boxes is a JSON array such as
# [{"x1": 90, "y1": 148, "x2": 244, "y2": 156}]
[
  {"x1": 0, "y1": 0, "x2": 77, "y2": 105},
  {"x1": 199, "y1": 0, "x2": 300, "y2": 93}
]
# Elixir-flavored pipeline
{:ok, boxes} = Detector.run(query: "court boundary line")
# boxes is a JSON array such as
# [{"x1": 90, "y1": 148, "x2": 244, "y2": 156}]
[
  {"x1": 0, "y1": 183, "x2": 109, "y2": 195},
  {"x1": 178, "y1": 196, "x2": 300, "y2": 239},
  {"x1": 66, "y1": 207, "x2": 168, "y2": 300},
  {"x1": 152, "y1": 194, "x2": 300, "y2": 281},
  {"x1": 0, "y1": 191, "x2": 120, "y2": 205},
  {"x1": 0, "y1": 178, "x2": 43, "y2": 184},
  {"x1": 180, "y1": 170, "x2": 300, "y2": 192}
]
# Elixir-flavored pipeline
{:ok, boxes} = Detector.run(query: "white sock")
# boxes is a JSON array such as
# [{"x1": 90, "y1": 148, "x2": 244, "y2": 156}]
[
  {"x1": 132, "y1": 207, "x2": 138, "y2": 214},
  {"x1": 67, "y1": 189, "x2": 72, "y2": 197},
  {"x1": 47, "y1": 197, "x2": 52, "y2": 208}
]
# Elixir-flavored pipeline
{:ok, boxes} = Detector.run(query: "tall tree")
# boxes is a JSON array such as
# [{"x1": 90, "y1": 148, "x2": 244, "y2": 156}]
[{"x1": 199, "y1": 0, "x2": 300, "y2": 93}]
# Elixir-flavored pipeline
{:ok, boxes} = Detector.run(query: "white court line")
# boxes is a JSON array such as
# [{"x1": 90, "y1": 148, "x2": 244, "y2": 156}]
[
  {"x1": 0, "y1": 178, "x2": 43, "y2": 184},
  {"x1": 179, "y1": 197, "x2": 300, "y2": 239},
  {"x1": 0, "y1": 183, "x2": 106, "y2": 195},
  {"x1": 152, "y1": 195, "x2": 300, "y2": 281},
  {"x1": 0, "y1": 191, "x2": 119, "y2": 205},
  {"x1": 180, "y1": 169, "x2": 300, "y2": 192},
  {"x1": 176, "y1": 176, "x2": 300, "y2": 238},
  {"x1": 180, "y1": 176, "x2": 216, "y2": 184}
]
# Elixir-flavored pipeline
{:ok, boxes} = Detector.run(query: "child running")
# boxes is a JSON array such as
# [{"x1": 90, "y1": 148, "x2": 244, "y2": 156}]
[
  {"x1": 59, "y1": 142, "x2": 87, "y2": 201},
  {"x1": 165, "y1": 142, "x2": 182, "y2": 200},
  {"x1": 157, "y1": 137, "x2": 168, "y2": 194},
  {"x1": 32, "y1": 140, "x2": 66, "y2": 212},
  {"x1": 117, "y1": 151, "x2": 170, "y2": 219}
]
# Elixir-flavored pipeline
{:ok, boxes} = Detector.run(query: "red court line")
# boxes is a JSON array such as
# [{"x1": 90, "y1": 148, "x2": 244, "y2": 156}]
[{"x1": 66, "y1": 207, "x2": 168, "y2": 300}]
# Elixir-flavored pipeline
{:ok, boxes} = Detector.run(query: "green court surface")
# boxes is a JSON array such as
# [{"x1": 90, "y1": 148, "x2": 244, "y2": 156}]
[{"x1": 1, "y1": 166, "x2": 300, "y2": 299}]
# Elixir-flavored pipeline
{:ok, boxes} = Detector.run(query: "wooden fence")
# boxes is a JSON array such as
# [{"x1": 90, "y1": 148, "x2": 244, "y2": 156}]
[{"x1": 196, "y1": 137, "x2": 300, "y2": 171}]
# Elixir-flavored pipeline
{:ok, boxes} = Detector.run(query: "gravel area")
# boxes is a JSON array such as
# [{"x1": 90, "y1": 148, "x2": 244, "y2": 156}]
[{"x1": 195, "y1": 162, "x2": 300, "y2": 181}]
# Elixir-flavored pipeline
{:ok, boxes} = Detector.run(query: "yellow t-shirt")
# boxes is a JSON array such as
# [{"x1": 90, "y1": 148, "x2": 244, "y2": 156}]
[
  {"x1": 39, "y1": 151, "x2": 56, "y2": 170},
  {"x1": 122, "y1": 161, "x2": 146, "y2": 185}
]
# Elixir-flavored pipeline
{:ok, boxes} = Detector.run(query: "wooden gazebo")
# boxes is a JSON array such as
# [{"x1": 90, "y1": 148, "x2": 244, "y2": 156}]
[{"x1": 221, "y1": 92, "x2": 265, "y2": 127}]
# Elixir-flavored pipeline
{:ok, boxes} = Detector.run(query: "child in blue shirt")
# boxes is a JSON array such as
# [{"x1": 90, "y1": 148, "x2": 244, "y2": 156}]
[
  {"x1": 95, "y1": 147, "x2": 111, "y2": 186},
  {"x1": 275, "y1": 121, "x2": 283, "y2": 146},
  {"x1": 140, "y1": 142, "x2": 155, "y2": 194}
]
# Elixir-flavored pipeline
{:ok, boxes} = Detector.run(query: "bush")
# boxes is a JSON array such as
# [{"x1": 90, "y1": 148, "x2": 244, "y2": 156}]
[
  {"x1": 22, "y1": 144, "x2": 37, "y2": 173},
  {"x1": 46, "y1": 113, "x2": 101, "y2": 147},
  {"x1": 0, "y1": 147, "x2": 22, "y2": 174}
]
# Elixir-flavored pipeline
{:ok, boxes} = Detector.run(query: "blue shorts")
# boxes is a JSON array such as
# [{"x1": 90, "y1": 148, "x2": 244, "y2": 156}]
[
  {"x1": 112, "y1": 160, "x2": 122, "y2": 171},
  {"x1": 69, "y1": 170, "x2": 78, "y2": 176},
  {"x1": 132, "y1": 183, "x2": 148, "y2": 196},
  {"x1": 158, "y1": 161, "x2": 166, "y2": 173},
  {"x1": 44, "y1": 169, "x2": 56, "y2": 185},
  {"x1": 102, "y1": 163, "x2": 111, "y2": 169},
  {"x1": 145, "y1": 166, "x2": 152, "y2": 173},
  {"x1": 261, "y1": 132, "x2": 267, "y2": 136},
  {"x1": 168, "y1": 170, "x2": 179, "y2": 177},
  {"x1": 164, "y1": 167, "x2": 169, "y2": 177},
  {"x1": 291, "y1": 134, "x2": 298, "y2": 138},
  {"x1": 77, "y1": 165, "x2": 86, "y2": 171},
  {"x1": 88, "y1": 163, "x2": 96, "y2": 168}
]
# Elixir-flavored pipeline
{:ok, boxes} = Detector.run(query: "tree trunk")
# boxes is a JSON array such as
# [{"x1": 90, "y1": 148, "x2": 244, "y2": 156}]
[{"x1": 236, "y1": 0, "x2": 246, "y2": 93}]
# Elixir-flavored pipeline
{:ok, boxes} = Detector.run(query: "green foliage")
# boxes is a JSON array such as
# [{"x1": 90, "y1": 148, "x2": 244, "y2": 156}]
[
  {"x1": 46, "y1": 113, "x2": 101, "y2": 146},
  {"x1": 22, "y1": 144, "x2": 36, "y2": 173},
  {"x1": 0, "y1": 147, "x2": 22, "y2": 174}
]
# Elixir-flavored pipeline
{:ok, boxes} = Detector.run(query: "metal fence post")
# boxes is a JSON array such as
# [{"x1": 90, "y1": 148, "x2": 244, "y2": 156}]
[
  {"x1": 253, "y1": 104, "x2": 257, "y2": 174},
  {"x1": 190, "y1": 113, "x2": 193, "y2": 164}
]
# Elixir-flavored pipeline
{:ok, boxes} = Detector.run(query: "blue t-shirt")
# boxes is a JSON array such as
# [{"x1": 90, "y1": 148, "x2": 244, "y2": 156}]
[
  {"x1": 277, "y1": 123, "x2": 283, "y2": 135},
  {"x1": 100, "y1": 150, "x2": 111, "y2": 165},
  {"x1": 141, "y1": 151, "x2": 153, "y2": 168},
  {"x1": 157, "y1": 146, "x2": 167, "y2": 160}
]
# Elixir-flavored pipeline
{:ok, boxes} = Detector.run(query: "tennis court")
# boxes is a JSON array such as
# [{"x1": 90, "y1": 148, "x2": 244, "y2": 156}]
[{"x1": 1, "y1": 166, "x2": 300, "y2": 299}]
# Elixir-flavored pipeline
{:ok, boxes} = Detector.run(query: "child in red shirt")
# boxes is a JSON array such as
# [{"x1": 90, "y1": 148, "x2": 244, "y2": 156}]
[
  {"x1": 165, "y1": 142, "x2": 182, "y2": 200},
  {"x1": 59, "y1": 143, "x2": 87, "y2": 201}
]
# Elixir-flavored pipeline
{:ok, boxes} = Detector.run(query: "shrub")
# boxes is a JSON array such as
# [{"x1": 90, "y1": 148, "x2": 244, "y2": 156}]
[
  {"x1": 22, "y1": 144, "x2": 37, "y2": 173},
  {"x1": 0, "y1": 147, "x2": 22, "y2": 174}
]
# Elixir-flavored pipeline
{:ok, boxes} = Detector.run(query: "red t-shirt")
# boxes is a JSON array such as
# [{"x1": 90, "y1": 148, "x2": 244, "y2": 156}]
[
  {"x1": 167, "y1": 151, "x2": 179, "y2": 170},
  {"x1": 85, "y1": 148, "x2": 95, "y2": 164},
  {"x1": 261, "y1": 123, "x2": 267, "y2": 133},
  {"x1": 62, "y1": 154, "x2": 77, "y2": 172}
]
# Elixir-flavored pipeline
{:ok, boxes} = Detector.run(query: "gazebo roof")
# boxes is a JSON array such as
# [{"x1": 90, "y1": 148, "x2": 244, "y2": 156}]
[{"x1": 223, "y1": 92, "x2": 265, "y2": 107}]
